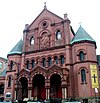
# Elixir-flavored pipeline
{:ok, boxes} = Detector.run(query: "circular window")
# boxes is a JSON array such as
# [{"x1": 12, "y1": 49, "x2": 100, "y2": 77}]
[{"x1": 41, "y1": 21, "x2": 48, "y2": 28}]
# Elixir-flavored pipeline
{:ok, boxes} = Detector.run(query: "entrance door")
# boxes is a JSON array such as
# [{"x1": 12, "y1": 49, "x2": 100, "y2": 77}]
[
  {"x1": 50, "y1": 74, "x2": 62, "y2": 98},
  {"x1": 32, "y1": 74, "x2": 46, "y2": 100}
]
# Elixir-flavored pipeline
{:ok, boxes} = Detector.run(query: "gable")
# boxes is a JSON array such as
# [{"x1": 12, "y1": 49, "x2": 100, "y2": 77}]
[{"x1": 28, "y1": 8, "x2": 63, "y2": 30}]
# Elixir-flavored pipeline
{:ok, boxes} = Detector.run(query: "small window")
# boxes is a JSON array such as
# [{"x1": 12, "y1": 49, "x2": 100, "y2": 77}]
[
  {"x1": 8, "y1": 76, "x2": 11, "y2": 87},
  {"x1": 30, "y1": 36, "x2": 34, "y2": 45},
  {"x1": 32, "y1": 60, "x2": 35, "y2": 68},
  {"x1": 0, "y1": 62, "x2": 2, "y2": 69},
  {"x1": 81, "y1": 69, "x2": 86, "y2": 83},
  {"x1": 10, "y1": 61, "x2": 13, "y2": 70},
  {"x1": 54, "y1": 56, "x2": 58, "y2": 64},
  {"x1": 79, "y1": 51, "x2": 84, "y2": 61},
  {"x1": 61, "y1": 55, "x2": 64, "y2": 65},
  {"x1": 48, "y1": 57, "x2": 52, "y2": 66},
  {"x1": 56, "y1": 30, "x2": 62, "y2": 40},
  {"x1": 42, "y1": 58, "x2": 46, "y2": 67},
  {"x1": 26, "y1": 60, "x2": 30, "y2": 69},
  {"x1": 41, "y1": 21, "x2": 48, "y2": 28}
]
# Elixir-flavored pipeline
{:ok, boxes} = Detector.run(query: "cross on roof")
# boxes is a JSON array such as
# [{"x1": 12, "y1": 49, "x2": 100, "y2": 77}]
[
  {"x1": 44, "y1": 2, "x2": 47, "y2": 9},
  {"x1": 79, "y1": 22, "x2": 82, "y2": 26}
]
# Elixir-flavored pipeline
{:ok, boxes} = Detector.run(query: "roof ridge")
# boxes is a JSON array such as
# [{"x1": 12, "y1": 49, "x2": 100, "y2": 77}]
[{"x1": 28, "y1": 8, "x2": 63, "y2": 29}]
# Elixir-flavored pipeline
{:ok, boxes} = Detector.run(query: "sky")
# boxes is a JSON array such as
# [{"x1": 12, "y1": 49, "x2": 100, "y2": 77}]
[{"x1": 0, "y1": 0, "x2": 100, "y2": 58}]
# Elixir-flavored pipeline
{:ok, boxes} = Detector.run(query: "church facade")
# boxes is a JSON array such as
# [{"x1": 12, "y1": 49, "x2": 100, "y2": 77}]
[{"x1": 3, "y1": 6, "x2": 100, "y2": 102}]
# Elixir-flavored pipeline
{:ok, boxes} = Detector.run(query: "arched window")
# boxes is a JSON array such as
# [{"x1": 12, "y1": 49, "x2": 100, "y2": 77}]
[
  {"x1": 56, "y1": 30, "x2": 62, "y2": 40},
  {"x1": 42, "y1": 58, "x2": 46, "y2": 67},
  {"x1": 61, "y1": 55, "x2": 64, "y2": 65},
  {"x1": 32, "y1": 60, "x2": 35, "y2": 68},
  {"x1": 30, "y1": 36, "x2": 34, "y2": 45},
  {"x1": 48, "y1": 57, "x2": 52, "y2": 66},
  {"x1": 26, "y1": 60, "x2": 30, "y2": 69},
  {"x1": 10, "y1": 61, "x2": 13, "y2": 70},
  {"x1": 54, "y1": 56, "x2": 58, "y2": 64},
  {"x1": 8, "y1": 76, "x2": 12, "y2": 87},
  {"x1": 79, "y1": 51, "x2": 84, "y2": 61},
  {"x1": 81, "y1": 69, "x2": 86, "y2": 83}
]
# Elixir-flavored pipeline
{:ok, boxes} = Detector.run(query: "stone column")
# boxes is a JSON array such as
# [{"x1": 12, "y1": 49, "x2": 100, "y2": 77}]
[
  {"x1": 62, "y1": 87, "x2": 67, "y2": 99},
  {"x1": 45, "y1": 79, "x2": 50, "y2": 100},
  {"x1": 29, "y1": 60, "x2": 32, "y2": 69},
  {"x1": 14, "y1": 89, "x2": 16, "y2": 100},
  {"x1": 28, "y1": 89, "x2": 32, "y2": 99},
  {"x1": 46, "y1": 88, "x2": 50, "y2": 99},
  {"x1": 61, "y1": 79, "x2": 67, "y2": 99},
  {"x1": 28, "y1": 81, "x2": 32, "y2": 100},
  {"x1": 64, "y1": 88, "x2": 67, "y2": 99},
  {"x1": 45, "y1": 57, "x2": 48, "y2": 68},
  {"x1": 38, "y1": 58, "x2": 42, "y2": 66}
]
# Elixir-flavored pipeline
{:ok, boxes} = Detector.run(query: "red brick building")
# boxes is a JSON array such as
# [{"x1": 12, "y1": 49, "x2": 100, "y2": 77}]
[
  {"x1": 0, "y1": 57, "x2": 7, "y2": 102},
  {"x1": 3, "y1": 6, "x2": 100, "y2": 102}
]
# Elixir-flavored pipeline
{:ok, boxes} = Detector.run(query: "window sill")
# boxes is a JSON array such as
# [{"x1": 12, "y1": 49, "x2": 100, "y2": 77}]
[
  {"x1": 7, "y1": 87, "x2": 11, "y2": 89},
  {"x1": 81, "y1": 82, "x2": 87, "y2": 84}
]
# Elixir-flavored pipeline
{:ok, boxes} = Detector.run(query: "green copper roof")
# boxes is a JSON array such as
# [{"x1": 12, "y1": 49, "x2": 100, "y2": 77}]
[
  {"x1": 0, "y1": 69, "x2": 6, "y2": 76},
  {"x1": 70, "y1": 26, "x2": 95, "y2": 44},
  {"x1": 0, "y1": 63, "x2": 7, "y2": 77},
  {"x1": 0, "y1": 57, "x2": 7, "y2": 61},
  {"x1": 8, "y1": 39, "x2": 23, "y2": 55}
]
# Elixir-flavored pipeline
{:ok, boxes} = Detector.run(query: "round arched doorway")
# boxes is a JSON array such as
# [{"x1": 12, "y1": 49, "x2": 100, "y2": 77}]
[
  {"x1": 19, "y1": 77, "x2": 28, "y2": 100},
  {"x1": 50, "y1": 74, "x2": 62, "y2": 98},
  {"x1": 32, "y1": 74, "x2": 46, "y2": 100}
]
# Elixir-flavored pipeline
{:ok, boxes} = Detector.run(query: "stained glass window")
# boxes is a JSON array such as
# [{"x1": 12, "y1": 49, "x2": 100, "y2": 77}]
[
  {"x1": 79, "y1": 51, "x2": 84, "y2": 61},
  {"x1": 48, "y1": 57, "x2": 52, "y2": 66},
  {"x1": 61, "y1": 55, "x2": 64, "y2": 64},
  {"x1": 42, "y1": 58, "x2": 46, "y2": 67},
  {"x1": 56, "y1": 30, "x2": 62, "y2": 40},
  {"x1": 30, "y1": 36, "x2": 34, "y2": 45},
  {"x1": 81, "y1": 69, "x2": 86, "y2": 83},
  {"x1": 8, "y1": 76, "x2": 11, "y2": 87},
  {"x1": 32, "y1": 60, "x2": 35, "y2": 68},
  {"x1": 54, "y1": 56, "x2": 58, "y2": 64}
]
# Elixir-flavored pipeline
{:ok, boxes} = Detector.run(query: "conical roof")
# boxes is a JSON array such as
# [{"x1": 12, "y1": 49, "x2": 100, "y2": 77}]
[
  {"x1": 8, "y1": 39, "x2": 23, "y2": 55},
  {"x1": 70, "y1": 25, "x2": 95, "y2": 44},
  {"x1": 0, "y1": 62, "x2": 7, "y2": 77},
  {"x1": 0, "y1": 69, "x2": 6, "y2": 76}
]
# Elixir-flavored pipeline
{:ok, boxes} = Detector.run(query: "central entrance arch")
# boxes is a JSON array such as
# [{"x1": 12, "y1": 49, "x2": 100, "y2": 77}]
[
  {"x1": 50, "y1": 74, "x2": 62, "y2": 98},
  {"x1": 32, "y1": 74, "x2": 46, "y2": 100}
]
